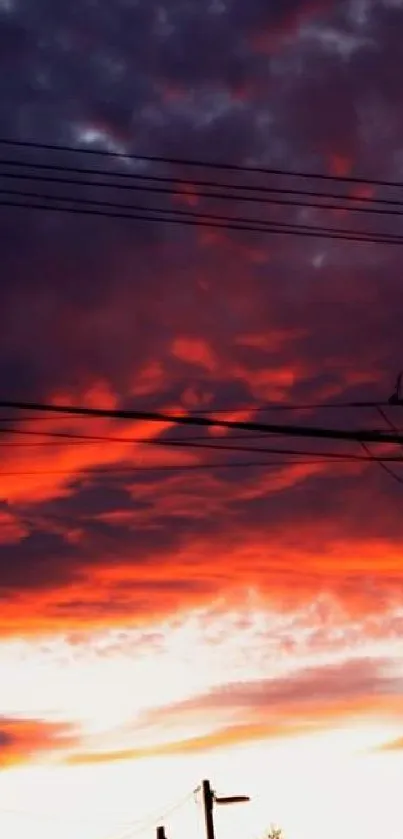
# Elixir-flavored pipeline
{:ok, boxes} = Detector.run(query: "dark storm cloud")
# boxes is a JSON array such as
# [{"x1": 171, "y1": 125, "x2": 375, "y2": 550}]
[
  {"x1": 1, "y1": 0, "x2": 403, "y2": 629},
  {"x1": 0, "y1": 528, "x2": 80, "y2": 591}
]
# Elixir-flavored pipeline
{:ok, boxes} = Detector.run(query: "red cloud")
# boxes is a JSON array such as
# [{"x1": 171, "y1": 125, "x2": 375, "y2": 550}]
[
  {"x1": 171, "y1": 336, "x2": 217, "y2": 372},
  {"x1": 1, "y1": 450, "x2": 403, "y2": 635}
]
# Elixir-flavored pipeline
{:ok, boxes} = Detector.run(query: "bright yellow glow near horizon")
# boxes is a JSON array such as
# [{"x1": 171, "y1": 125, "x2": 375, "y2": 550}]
[
  {"x1": 1, "y1": 601, "x2": 403, "y2": 839},
  {"x1": 1, "y1": 731, "x2": 403, "y2": 839}
]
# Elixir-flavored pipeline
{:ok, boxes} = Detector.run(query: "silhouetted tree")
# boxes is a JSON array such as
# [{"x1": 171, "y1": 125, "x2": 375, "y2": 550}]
[{"x1": 267, "y1": 825, "x2": 283, "y2": 839}]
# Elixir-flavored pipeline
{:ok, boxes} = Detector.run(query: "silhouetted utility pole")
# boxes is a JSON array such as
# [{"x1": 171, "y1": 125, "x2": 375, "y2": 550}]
[
  {"x1": 156, "y1": 826, "x2": 167, "y2": 839},
  {"x1": 202, "y1": 780, "x2": 215, "y2": 839},
  {"x1": 201, "y1": 779, "x2": 250, "y2": 839}
]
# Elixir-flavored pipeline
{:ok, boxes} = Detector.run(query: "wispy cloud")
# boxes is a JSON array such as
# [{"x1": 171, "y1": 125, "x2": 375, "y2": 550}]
[{"x1": 0, "y1": 717, "x2": 75, "y2": 767}]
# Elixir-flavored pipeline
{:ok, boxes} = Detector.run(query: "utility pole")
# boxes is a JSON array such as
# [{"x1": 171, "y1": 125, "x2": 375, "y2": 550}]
[
  {"x1": 202, "y1": 780, "x2": 215, "y2": 839},
  {"x1": 201, "y1": 779, "x2": 250, "y2": 839},
  {"x1": 156, "y1": 827, "x2": 167, "y2": 839}
]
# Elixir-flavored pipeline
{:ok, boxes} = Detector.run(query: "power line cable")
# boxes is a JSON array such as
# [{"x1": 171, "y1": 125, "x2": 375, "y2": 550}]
[
  {"x1": 370, "y1": 406, "x2": 403, "y2": 485},
  {"x1": 0, "y1": 424, "x2": 331, "y2": 453},
  {"x1": 97, "y1": 788, "x2": 201, "y2": 839},
  {"x1": 1, "y1": 196, "x2": 403, "y2": 247},
  {"x1": 0, "y1": 432, "x2": 288, "y2": 445},
  {"x1": 0, "y1": 460, "x2": 371, "y2": 478},
  {"x1": 3, "y1": 156, "x2": 403, "y2": 212},
  {"x1": 0, "y1": 807, "x2": 141, "y2": 826},
  {"x1": 1, "y1": 455, "x2": 403, "y2": 480},
  {"x1": 360, "y1": 440, "x2": 403, "y2": 487},
  {"x1": 185, "y1": 400, "x2": 403, "y2": 413},
  {"x1": 0, "y1": 424, "x2": 401, "y2": 461},
  {"x1": 0, "y1": 429, "x2": 401, "y2": 469},
  {"x1": 376, "y1": 405, "x2": 403, "y2": 438},
  {"x1": 0, "y1": 136, "x2": 402, "y2": 190},
  {"x1": 2, "y1": 398, "x2": 403, "y2": 444},
  {"x1": 0, "y1": 399, "x2": 399, "y2": 417},
  {"x1": 358, "y1": 406, "x2": 403, "y2": 486},
  {"x1": 4, "y1": 184, "x2": 403, "y2": 241},
  {"x1": 0, "y1": 440, "x2": 396, "y2": 458},
  {"x1": 3, "y1": 166, "x2": 403, "y2": 220}
]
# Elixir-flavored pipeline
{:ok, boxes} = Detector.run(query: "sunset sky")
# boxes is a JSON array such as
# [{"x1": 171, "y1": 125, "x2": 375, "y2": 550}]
[{"x1": 2, "y1": 2, "x2": 403, "y2": 839}]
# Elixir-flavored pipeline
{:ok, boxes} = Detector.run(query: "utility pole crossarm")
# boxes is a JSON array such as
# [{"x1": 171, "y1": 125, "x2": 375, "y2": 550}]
[{"x1": 214, "y1": 796, "x2": 250, "y2": 804}]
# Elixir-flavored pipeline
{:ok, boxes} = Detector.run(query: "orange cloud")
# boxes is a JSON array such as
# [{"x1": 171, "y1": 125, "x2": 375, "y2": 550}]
[
  {"x1": 0, "y1": 717, "x2": 74, "y2": 768},
  {"x1": 2, "y1": 474, "x2": 403, "y2": 635},
  {"x1": 64, "y1": 656, "x2": 403, "y2": 765},
  {"x1": 375, "y1": 736, "x2": 403, "y2": 752},
  {"x1": 66, "y1": 722, "x2": 299, "y2": 766}
]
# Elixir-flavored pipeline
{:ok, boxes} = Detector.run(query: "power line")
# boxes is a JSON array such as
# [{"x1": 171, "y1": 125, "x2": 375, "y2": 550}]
[
  {"x1": 2, "y1": 398, "x2": 403, "y2": 444},
  {"x1": 4, "y1": 166, "x2": 403, "y2": 221},
  {"x1": 0, "y1": 432, "x2": 286, "y2": 445},
  {"x1": 360, "y1": 440, "x2": 403, "y2": 487},
  {"x1": 0, "y1": 460, "x2": 353, "y2": 478},
  {"x1": 102, "y1": 789, "x2": 200, "y2": 839},
  {"x1": 0, "y1": 136, "x2": 402, "y2": 190},
  {"x1": 1, "y1": 196, "x2": 403, "y2": 247},
  {"x1": 0, "y1": 424, "x2": 345, "y2": 455},
  {"x1": 0, "y1": 399, "x2": 399, "y2": 417},
  {"x1": 2, "y1": 424, "x2": 403, "y2": 461},
  {"x1": 360, "y1": 406, "x2": 403, "y2": 487},
  {"x1": 0, "y1": 460, "x2": 370, "y2": 478},
  {"x1": 2, "y1": 157, "x2": 403, "y2": 242},
  {"x1": 0, "y1": 158, "x2": 403, "y2": 212},
  {"x1": 376, "y1": 405, "x2": 403, "y2": 437},
  {"x1": 365, "y1": 406, "x2": 403, "y2": 486},
  {"x1": 0, "y1": 807, "x2": 141, "y2": 826},
  {"x1": 2, "y1": 451, "x2": 403, "y2": 465},
  {"x1": 186, "y1": 400, "x2": 403, "y2": 413},
  {"x1": 4, "y1": 184, "x2": 403, "y2": 242}
]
